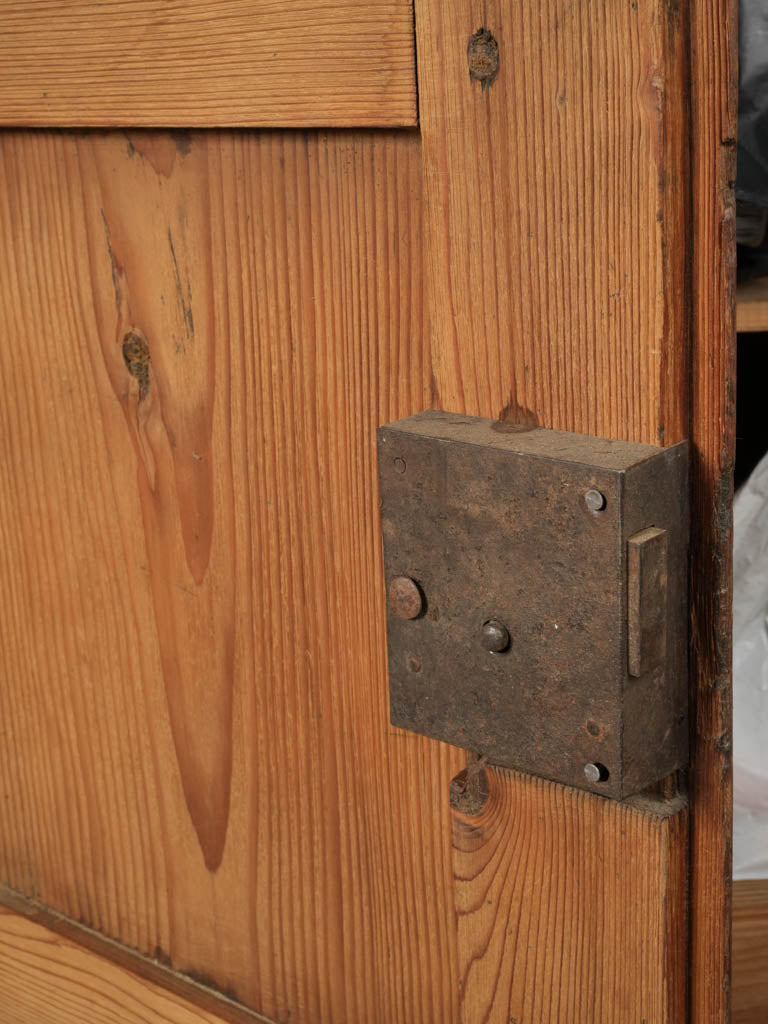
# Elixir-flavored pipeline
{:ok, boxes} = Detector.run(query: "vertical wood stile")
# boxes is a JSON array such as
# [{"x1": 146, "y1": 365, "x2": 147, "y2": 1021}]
[
  {"x1": 412, "y1": 0, "x2": 731, "y2": 1018},
  {"x1": 689, "y1": 0, "x2": 738, "y2": 1020}
]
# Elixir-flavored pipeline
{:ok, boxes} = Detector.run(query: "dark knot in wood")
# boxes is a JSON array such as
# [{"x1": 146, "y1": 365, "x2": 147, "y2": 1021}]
[
  {"x1": 467, "y1": 27, "x2": 499, "y2": 91},
  {"x1": 122, "y1": 330, "x2": 151, "y2": 402}
]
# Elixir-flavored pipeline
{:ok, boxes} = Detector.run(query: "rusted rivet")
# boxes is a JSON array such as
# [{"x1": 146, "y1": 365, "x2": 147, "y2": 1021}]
[
  {"x1": 584, "y1": 489, "x2": 606, "y2": 512},
  {"x1": 467, "y1": 27, "x2": 499, "y2": 91},
  {"x1": 406, "y1": 655, "x2": 422, "y2": 673},
  {"x1": 389, "y1": 576, "x2": 424, "y2": 620},
  {"x1": 584, "y1": 762, "x2": 609, "y2": 783},
  {"x1": 481, "y1": 618, "x2": 510, "y2": 653},
  {"x1": 393, "y1": 456, "x2": 407, "y2": 474}
]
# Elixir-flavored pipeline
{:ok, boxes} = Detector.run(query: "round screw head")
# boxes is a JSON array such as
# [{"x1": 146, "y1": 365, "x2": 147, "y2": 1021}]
[
  {"x1": 584, "y1": 489, "x2": 606, "y2": 512},
  {"x1": 389, "y1": 576, "x2": 424, "y2": 620},
  {"x1": 584, "y1": 762, "x2": 609, "y2": 783},
  {"x1": 481, "y1": 618, "x2": 511, "y2": 653}
]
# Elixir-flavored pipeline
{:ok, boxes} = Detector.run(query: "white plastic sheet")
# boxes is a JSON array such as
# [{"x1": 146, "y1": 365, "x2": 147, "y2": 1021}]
[{"x1": 733, "y1": 449, "x2": 768, "y2": 879}]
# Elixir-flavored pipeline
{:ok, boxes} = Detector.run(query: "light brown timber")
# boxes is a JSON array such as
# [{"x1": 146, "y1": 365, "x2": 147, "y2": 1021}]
[
  {"x1": 452, "y1": 770, "x2": 688, "y2": 1022},
  {"x1": 0, "y1": 0, "x2": 738, "y2": 1019},
  {"x1": 413, "y1": 0, "x2": 700, "y2": 1018},
  {"x1": 0, "y1": 904, "x2": 264, "y2": 1024},
  {"x1": 0, "y1": 128, "x2": 465, "y2": 1023},
  {"x1": 0, "y1": 1, "x2": 417, "y2": 128}
]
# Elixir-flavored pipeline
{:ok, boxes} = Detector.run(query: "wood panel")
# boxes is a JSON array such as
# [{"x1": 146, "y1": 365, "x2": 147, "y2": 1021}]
[
  {"x1": 0, "y1": 906, "x2": 258, "y2": 1024},
  {"x1": 412, "y1": 0, "x2": 697, "y2": 1017},
  {"x1": 0, "y1": 128, "x2": 466, "y2": 1023},
  {"x1": 733, "y1": 879, "x2": 768, "y2": 1023},
  {"x1": 414, "y1": 0, "x2": 688, "y2": 440},
  {"x1": 0, "y1": 2, "x2": 737, "y2": 1021},
  {"x1": 0, "y1": 1, "x2": 417, "y2": 128},
  {"x1": 452, "y1": 769, "x2": 687, "y2": 1023},
  {"x1": 689, "y1": 0, "x2": 738, "y2": 1019}
]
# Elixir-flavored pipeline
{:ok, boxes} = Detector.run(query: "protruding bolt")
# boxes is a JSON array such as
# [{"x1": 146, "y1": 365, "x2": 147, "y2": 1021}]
[
  {"x1": 481, "y1": 618, "x2": 511, "y2": 653},
  {"x1": 584, "y1": 762, "x2": 609, "y2": 783},
  {"x1": 584, "y1": 489, "x2": 606, "y2": 512},
  {"x1": 389, "y1": 576, "x2": 424, "y2": 619}
]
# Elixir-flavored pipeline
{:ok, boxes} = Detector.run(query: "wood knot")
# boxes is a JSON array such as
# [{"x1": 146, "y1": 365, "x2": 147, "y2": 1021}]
[
  {"x1": 467, "y1": 27, "x2": 499, "y2": 91},
  {"x1": 450, "y1": 756, "x2": 489, "y2": 815},
  {"x1": 493, "y1": 396, "x2": 539, "y2": 433},
  {"x1": 122, "y1": 330, "x2": 151, "y2": 401}
]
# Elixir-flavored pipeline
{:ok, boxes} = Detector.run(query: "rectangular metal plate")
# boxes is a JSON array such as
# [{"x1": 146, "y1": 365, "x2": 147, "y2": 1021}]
[
  {"x1": 378, "y1": 411, "x2": 688, "y2": 798},
  {"x1": 628, "y1": 526, "x2": 669, "y2": 678}
]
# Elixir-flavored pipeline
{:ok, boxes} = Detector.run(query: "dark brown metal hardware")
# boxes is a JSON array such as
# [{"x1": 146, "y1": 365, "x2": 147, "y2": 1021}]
[
  {"x1": 627, "y1": 526, "x2": 669, "y2": 678},
  {"x1": 377, "y1": 410, "x2": 689, "y2": 799}
]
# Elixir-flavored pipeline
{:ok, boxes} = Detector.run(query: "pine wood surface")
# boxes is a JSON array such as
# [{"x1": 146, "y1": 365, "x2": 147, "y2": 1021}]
[
  {"x1": 0, "y1": 0, "x2": 737, "y2": 1019},
  {"x1": 2, "y1": 876, "x2": 764, "y2": 1024},
  {"x1": 0, "y1": 905, "x2": 265, "y2": 1024},
  {"x1": 414, "y1": 0, "x2": 691, "y2": 1018},
  {"x1": 689, "y1": 1, "x2": 738, "y2": 1020},
  {"x1": 0, "y1": 128, "x2": 467, "y2": 1024},
  {"x1": 452, "y1": 770, "x2": 687, "y2": 1024},
  {"x1": 733, "y1": 879, "x2": 768, "y2": 1023},
  {"x1": 0, "y1": 1, "x2": 417, "y2": 128},
  {"x1": 414, "y1": 0, "x2": 688, "y2": 441}
]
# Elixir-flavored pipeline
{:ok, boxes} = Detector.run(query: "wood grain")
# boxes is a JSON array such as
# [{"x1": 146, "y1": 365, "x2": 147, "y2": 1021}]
[
  {"x1": 689, "y1": 0, "x2": 738, "y2": 1020},
  {"x1": 414, "y1": 0, "x2": 688, "y2": 441},
  {"x1": 0, "y1": 905, "x2": 267, "y2": 1024},
  {"x1": 452, "y1": 769, "x2": 687, "y2": 1023},
  {"x1": 733, "y1": 879, "x2": 768, "y2": 1023},
  {"x1": 0, "y1": 1, "x2": 737, "y2": 1019},
  {"x1": 414, "y1": 0, "x2": 691, "y2": 1017},
  {"x1": 0, "y1": 1, "x2": 417, "y2": 128},
  {"x1": 0, "y1": 128, "x2": 466, "y2": 1023}
]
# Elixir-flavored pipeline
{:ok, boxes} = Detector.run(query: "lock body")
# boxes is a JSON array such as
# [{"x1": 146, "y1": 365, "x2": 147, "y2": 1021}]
[{"x1": 378, "y1": 411, "x2": 688, "y2": 799}]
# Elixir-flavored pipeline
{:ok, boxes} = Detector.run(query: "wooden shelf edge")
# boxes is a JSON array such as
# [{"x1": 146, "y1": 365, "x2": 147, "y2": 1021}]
[
  {"x1": 736, "y1": 278, "x2": 768, "y2": 332},
  {"x1": 733, "y1": 878, "x2": 768, "y2": 1023}
]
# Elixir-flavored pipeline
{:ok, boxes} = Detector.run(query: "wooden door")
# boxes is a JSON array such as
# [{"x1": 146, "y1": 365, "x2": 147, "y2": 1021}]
[{"x1": 0, "y1": 2, "x2": 736, "y2": 1022}]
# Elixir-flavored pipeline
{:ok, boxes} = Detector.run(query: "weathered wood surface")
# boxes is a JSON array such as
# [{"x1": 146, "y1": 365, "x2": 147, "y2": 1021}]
[
  {"x1": 689, "y1": 1, "x2": 738, "y2": 1020},
  {"x1": 414, "y1": 0, "x2": 693, "y2": 1018},
  {"x1": 0, "y1": 1, "x2": 417, "y2": 127},
  {"x1": 0, "y1": 128, "x2": 466, "y2": 1023}
]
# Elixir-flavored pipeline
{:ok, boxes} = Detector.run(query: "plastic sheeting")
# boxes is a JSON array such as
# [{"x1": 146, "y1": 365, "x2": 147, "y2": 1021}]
[
  {"x1": 738, "y1": 0, "x2": 768, "y2": 207},
  {"x1": 733, "y1": 449, "x2": 768, "y2": 879}
]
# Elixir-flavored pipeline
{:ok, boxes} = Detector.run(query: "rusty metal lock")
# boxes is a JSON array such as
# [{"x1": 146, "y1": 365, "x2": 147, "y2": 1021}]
[{"x1": 378, "y1": 411, "x2": 688, "y2": 799}]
